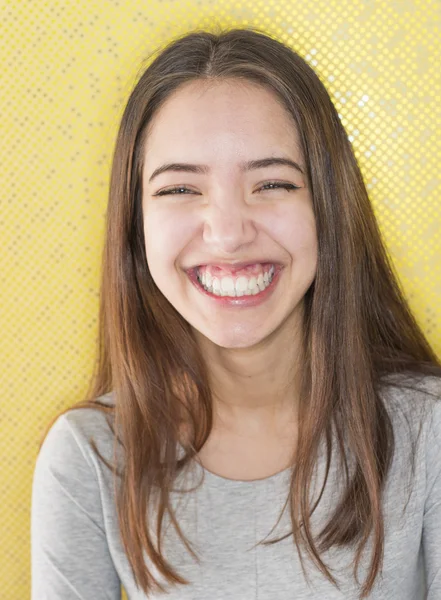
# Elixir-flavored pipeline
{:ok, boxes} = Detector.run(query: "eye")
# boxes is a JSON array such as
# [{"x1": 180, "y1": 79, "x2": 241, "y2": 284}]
[
  {"x1": 256, "y1": 181, "x2": 301, "y2": 193},
  {"x1": 153, "y1": 181, "x2": 301, "y2": 196},
  {"x1": 153, "y1": 186, "x2": 197, "y2": 197}
]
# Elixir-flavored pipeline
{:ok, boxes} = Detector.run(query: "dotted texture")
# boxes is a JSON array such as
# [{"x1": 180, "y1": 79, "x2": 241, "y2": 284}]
[{"x1": 0, "y1": 1, "x2": 440, "y2": 598}]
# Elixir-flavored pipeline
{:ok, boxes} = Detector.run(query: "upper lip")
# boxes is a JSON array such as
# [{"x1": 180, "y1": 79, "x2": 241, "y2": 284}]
[{"x1": 189, "y1": 260, "x2": 280, "y2": 271}]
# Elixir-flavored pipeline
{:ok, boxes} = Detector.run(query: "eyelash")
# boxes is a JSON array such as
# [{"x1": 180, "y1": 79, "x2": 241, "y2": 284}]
[{"x1": 154, "y1": 181, "x2": 301, "y2": 196}]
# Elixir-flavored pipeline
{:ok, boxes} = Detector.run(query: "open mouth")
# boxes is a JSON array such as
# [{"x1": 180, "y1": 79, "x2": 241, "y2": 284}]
[{"x1": 188, "y1": 262, "x2": 282, "y2": 305}]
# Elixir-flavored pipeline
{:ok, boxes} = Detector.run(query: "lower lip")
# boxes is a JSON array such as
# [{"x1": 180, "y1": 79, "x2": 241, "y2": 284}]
[{"x1": 187, "y1": 266, "x2": 282, "y2": 308}]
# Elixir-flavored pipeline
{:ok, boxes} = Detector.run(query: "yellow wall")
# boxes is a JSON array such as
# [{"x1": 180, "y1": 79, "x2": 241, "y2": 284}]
[{"x1": 1, "y1": 0, "x2": 440, "y2": 598}]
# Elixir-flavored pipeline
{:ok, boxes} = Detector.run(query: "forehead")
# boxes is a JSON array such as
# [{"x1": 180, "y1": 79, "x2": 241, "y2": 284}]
[{"x1": 143, "y1": 79, "x2": 303, "y2": 164}]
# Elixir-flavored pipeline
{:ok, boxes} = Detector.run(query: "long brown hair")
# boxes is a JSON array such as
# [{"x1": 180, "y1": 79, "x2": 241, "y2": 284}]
[{"x1": 40, "y1": 26, "x2": 441, "y2": 598}]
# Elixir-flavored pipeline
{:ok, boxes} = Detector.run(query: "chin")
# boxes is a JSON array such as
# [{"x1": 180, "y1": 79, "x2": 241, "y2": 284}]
[{"x1": 200, "y1": 327, "x2": 268, "y2": 350}]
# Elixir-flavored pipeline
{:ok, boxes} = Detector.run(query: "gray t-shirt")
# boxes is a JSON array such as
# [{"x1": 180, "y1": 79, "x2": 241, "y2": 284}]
[{"x1": 31, "y1": 375, "x2": 441, "y2": 599}]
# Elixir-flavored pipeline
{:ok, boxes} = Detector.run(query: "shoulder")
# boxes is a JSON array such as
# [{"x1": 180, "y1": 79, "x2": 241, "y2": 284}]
[
  {"x1": 31, "y1": 393, "x2": 123, "y2": 598},
  {"x1": 35, "y1": 391, "x2": 118, "y2": 481},
  {"x1": 378, "y1": 372, "x2": 441, "y2": 460},
  {"x1": 379, "y1": 372, "x2": 441, "y2": 421}
]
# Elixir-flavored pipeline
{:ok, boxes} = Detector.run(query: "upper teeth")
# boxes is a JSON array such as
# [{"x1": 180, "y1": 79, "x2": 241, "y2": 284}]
[{"x1": 197, "y1": 265, "x2": 275, "y2": 297}]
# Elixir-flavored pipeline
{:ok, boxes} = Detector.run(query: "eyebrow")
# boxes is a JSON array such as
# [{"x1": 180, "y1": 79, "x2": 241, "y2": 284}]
[{"x1": 147, "y1": 156, "x2": 305, "y2": 183}]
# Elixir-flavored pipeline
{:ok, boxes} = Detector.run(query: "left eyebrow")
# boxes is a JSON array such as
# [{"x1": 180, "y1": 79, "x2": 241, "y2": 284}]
[{"x1": 148, "y1": 156, "x2": 305, "y2": 183}]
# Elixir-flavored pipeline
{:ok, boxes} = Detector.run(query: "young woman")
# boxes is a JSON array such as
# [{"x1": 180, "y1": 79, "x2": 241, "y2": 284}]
[{"x1": 31, "y1": 26, "x2": 441, "y2": 600}]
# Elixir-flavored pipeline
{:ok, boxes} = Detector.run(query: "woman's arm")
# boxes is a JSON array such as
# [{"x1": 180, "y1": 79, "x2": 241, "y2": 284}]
[
  {"x1": 423, "y1": 399, "x2": 441, "y2": 599},
  {"x1": 31, "y1": 413, "x2": 122, "y2": 600}
]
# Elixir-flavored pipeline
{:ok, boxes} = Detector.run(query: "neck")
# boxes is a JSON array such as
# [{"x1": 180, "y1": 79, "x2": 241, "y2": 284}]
[{"x1": 194, "y1": 317, "x2": 304, "y2": 436}]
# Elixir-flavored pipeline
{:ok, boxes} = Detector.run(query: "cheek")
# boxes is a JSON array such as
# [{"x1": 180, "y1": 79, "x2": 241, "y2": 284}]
[
  {"x1": 267, "y1": 204, "x2": 318, "y2": 257},
  {"x1": 143, "y1": 207, "x2": 199, "y2": 269}
]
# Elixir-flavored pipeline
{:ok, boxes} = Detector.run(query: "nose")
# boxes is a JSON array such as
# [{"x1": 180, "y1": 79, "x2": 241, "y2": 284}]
[{"x1": 202, "y1": 195, "x2": 257, "y2": 254}]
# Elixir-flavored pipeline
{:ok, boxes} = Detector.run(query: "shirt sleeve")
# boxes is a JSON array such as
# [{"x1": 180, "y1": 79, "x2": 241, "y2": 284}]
[
  {"x1": 31, "y1": 412, "x2": 122, "y2": 600},
  {"x1": 423, "y1": 398, "x2": 441, "y2": 599}
]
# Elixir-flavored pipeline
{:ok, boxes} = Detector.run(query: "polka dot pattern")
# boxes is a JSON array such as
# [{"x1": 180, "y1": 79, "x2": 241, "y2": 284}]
[{"x1": 1, "y1": 1, "x2": 440, "y2": 598}]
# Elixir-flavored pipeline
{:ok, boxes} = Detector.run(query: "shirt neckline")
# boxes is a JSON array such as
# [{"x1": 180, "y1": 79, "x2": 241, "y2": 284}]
[{"x1": 192, "y1": 458, "x2": 293, "y2": 488}]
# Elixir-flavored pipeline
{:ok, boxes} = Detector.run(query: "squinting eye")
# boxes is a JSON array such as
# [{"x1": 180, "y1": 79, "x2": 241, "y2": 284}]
[
  {"x1": 256, "y1": 181, "x2": 301, "y2": 193},
  {"x1": 154, "y1": 181, "x2": 301, "y2": 196},
  {"x1": 154, "y1": 186, "x2": 196, "y2": 196}
]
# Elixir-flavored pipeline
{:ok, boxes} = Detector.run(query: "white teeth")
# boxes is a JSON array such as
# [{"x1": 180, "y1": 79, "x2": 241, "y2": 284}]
[
  {"x1": 221, "y1": 277, "x2": 235, "y2": 293},
  {"x1": 235, "y1": 276, "x2": 249, "y2": 293},
  {"x1": 248, "y1": 277, "x2": 257, "y2": 292},
  {"x1": 212, "y1": 277, "x2": 221, "y2": 294},
  {"x1": 197, "y1": 266, "x2": 276, "y2": 297}
]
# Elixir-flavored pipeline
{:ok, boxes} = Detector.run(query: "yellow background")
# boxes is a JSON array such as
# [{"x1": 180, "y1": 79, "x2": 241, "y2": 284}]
[{"x1": 1, "y1": 0, "x2": 440, "y2": 598}]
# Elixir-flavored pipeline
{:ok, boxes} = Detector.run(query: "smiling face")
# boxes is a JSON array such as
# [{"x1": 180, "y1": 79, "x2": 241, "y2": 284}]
[{"x1": 142, "y1": 78, "x2": 318, "y2": 350}]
